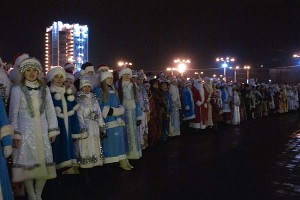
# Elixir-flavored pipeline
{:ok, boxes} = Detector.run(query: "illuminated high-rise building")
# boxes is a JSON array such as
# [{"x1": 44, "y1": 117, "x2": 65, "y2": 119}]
[{"x1": 45, "y1": 21, "x2": 88, "y2": 72}]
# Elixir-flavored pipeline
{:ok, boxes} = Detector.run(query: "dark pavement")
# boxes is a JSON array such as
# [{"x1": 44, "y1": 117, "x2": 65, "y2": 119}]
[{"x1": 17, "y1": 112, "x2": 300, "y2": 200}]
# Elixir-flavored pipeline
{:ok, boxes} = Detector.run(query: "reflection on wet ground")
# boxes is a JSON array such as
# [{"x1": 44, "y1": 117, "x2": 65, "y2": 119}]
[{"x1": 16, "y1": 112, "x2": 300, "y2": 200}]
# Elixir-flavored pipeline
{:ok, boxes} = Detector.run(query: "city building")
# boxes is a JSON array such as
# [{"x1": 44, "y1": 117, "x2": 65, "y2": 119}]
[{"x1": 45, "y1": 21, "x2": 88, "y2": 72}]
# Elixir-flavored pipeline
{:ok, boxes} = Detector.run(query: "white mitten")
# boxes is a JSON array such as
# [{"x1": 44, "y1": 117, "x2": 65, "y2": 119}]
[
  {"x1": 204, "y1": 103, "x2": 208, "y2": 108},
  {"x1": 4, "y1": 145, "x2": 13, "y2": 158}
]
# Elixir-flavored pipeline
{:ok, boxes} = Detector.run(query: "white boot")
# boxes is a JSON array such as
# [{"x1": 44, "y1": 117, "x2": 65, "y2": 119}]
[
  {"x1": 24, "y1": 180, "x2": 37, "y2": 200},
  {"x1": 35, "y1": 180, "x2": 46, "y2": 200}
]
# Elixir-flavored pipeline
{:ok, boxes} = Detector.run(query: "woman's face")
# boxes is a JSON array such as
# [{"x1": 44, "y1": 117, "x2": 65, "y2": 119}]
[
  {"x1": 52, "y1": 74, "x2": 65, "y2": 87},
  {"x1": 153, "y1": 82, "x2": 158, "y2": 89},
  {"x1": 105, "y1": 77, "x2": 113, "y2": 86},
  {"x1": 122, "y1": 74, "x2": 131, "y2": 81},
  {"x1": 160, "y1": 83, "x2": 168, "y2": 91},
  {"x1": 82, "y1": 86, "x2": 91, "y2": 94},
  {"x1": 24, "y1": 68, "x2": 38, "y2": 82}
]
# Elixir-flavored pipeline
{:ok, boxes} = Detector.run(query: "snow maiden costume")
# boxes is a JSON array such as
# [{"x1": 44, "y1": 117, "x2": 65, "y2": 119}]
[
  {"x1": 76, "y1": 78, "x2": 106, "y2": 168},
  {"x1": 98, "y1": 71, "x2": 132, "y2": 170},
  {"x1": 9, "y1": 58, "x2": 59, "y2": 200},
  {"x1": 117, "y1": 67, "x2": 143, "y2": 160},
  {"x1": 0, "y1": 95, "x2": 14, "y2": 200},
  {"x1": 46, "y1": 67, "x2": 85, "y2": 170}
]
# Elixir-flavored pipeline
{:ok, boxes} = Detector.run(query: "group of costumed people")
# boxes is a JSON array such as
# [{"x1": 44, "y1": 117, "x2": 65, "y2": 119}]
[{"x1": 0, "y1": 53, "x2": 299, "y2": 200}]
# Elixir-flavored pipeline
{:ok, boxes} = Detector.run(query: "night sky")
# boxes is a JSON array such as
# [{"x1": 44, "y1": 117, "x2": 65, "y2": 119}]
[{"x1": 1, "y1": 0, "x2": 300, "y2": 71}]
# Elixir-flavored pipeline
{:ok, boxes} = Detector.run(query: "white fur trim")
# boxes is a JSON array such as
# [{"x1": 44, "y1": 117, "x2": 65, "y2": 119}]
[
  {"x1": 183, "y1": 114, "x2": 195, "y2": 121},
  {"x1": 72, "y1": 132, "x2": 82, "y2": 139},
  {"x1": 66, "y1": 88, "x2": 72, "y2": 94},
  {"x1": 0, "y1": 124, "x2": 13, "y2": 139},
  {"x1": 64, "y1": 63, "x2": 75, "y2": 70},
  {"x1": 50, "y1": 86, "x2": 56, "y2": 93},
  {"x1": 102, "y1": 106, "x2": 110, "y2": 118},
  {"x1": 49, "y1": 129, "x2": 59, "y2": 138},
  {"x1": 67, "y1": 95, "x2": 75, "y2": 102},
  {"x1": 196, "y1": 100, "x2": 202, "y2": 106},
  {"x1": 54, "y1": 93, "x2": 62, "y2": 100},
  {"x1": 136, "y1": 115, "x2": 143, "y2": 121},
  {"x1": 118, "y1": 67, "x2": 132, "y2": 79},
  {"x1": 46, "y1": 67, "x2": 66, "y2": 82},
  {"x1": 101, "y1": 71, "x2": 113, "y2": 82},
  {"x1": 56, "y1": 159, "x2": 77, "y2": 169},
  {"x1": 112, "y1": 106, "x2": 125, "y2": 116},
  {"x1": 190, "y1": 122, "x2": 201, "y2": 129},
  {"x1": 14, "y1": 53, "x2": 29, "y2": 68},
  {"x1": 73, "y1": 104, "x2": 80, "y2": 111}
]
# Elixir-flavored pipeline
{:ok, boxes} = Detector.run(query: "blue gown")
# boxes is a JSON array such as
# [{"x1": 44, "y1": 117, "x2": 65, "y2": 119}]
[
  {"x1": 0, "y1": 96, "x2": 13, "y2": 200},
  {"x1": 50, "y1": 86, "x2": 82, "y2": 169},
  {"x1": 95, "y1": 86, "x2": 127, "y2": 163}
]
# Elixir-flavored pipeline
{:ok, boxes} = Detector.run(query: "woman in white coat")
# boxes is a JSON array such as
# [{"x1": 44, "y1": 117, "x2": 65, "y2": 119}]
[{"x1": 9, "y1": 58, "x2": 59, "y2": 200}]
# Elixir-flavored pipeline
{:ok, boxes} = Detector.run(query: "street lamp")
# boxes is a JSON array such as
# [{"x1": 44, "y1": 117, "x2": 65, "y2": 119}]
[
  {"x1": 174, "y1": 58, "x2": 190, "y2": 76},
  {"x1": 216, "y1": 57, "x2": 235, "y2": 82},
  {"x1": 229, "y1": 66, "x2": 240, "y2": 83},
  {"x1": 118, "y1": 61, "x2": 133, "y2": 67},
  {"x1": 167, "y1": 67, "x2": 177, "y2": 76},
  {"x1": 244, "y1": 65, "x2": 251, "y2": 84}
]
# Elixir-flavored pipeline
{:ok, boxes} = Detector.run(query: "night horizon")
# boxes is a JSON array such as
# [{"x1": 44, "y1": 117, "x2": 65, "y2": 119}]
[{"x1": 1, "y1": 1, "x2": 300, "y2": 71}]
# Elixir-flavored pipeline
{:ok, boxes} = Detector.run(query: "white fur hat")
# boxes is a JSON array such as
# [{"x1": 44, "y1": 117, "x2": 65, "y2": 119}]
[
  {"x1": 46, "y1": 67, "x2": 66, "y2": 82},
  {"x1": 118, "y1": 67, "x2": 132, "y2": 79},
  {"x1": 19, "y1": 58, "x2": 42, "y2": 74},
  {"x1": 13, "y1": 53, "x2": 29, "y2": 68},
  {"x1": 80, "y1": 78, "x2": 92, "y2": 89},
  {"x1": 97, "y1": 64, "x2": 109, "y2": 73},
  {"x1": 64, "y1": 63, "x2": 75, "y2": 70},
  {"x1": 101, "y1": 71, "x2": 113, "y2": 82},
  {"x1": 66, "y1": 73, "x2": 75, "y2": 82}
]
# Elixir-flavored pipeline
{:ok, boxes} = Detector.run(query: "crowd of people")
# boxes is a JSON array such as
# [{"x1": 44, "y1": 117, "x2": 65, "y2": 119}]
[{"x1": 0, "y1": 53, "x2": 299, "y2": 200}]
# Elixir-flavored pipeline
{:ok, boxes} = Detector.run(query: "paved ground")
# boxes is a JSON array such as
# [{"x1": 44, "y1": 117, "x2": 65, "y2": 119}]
[{"x1": 16, "y1": 111, "x2": 300, "y2": 200}]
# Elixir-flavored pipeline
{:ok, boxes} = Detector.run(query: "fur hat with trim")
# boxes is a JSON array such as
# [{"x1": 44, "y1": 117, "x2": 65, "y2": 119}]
[
  {"x1": 97, "y1": 64, "x2": 109, "y2": 73},
  {"x1": 64, "y1": 63, "x2": 75, "y2": 71},
  {"x1": 118, "y1": 67, "x2": 132, "y2": 79},
  {"x1": 13, "y1": 53, "x2": 29, "y2": 68},
  {"x1": 46, "y1": 67, "x2": 66, "y2": 83},
  {"x1": 66, "y1": 73, "x2": 75, "y2": 83},
  {"x1": 100, "y1": 71, "x2": 113, "y2": 82},
  {"x1": 80, "y1": 62, "x2": 95, "y2": 76},
  {"x1": 19, "y1": 57, "x2": 42, "y2": 74},
  {"x1": 79, "y1": 78, "x2": 92, "y2": 89}
]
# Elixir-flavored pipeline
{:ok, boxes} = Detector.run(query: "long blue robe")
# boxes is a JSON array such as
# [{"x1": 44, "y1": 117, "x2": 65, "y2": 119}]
[
  {"x1": 0, "y1": 96, "x2": 13, "y2": 200},
  {"x1": 96, "y1": 86, "x2": 127, "y2": 163},
  {"x1": 51, "y1": 90, "x2": 81, "y2": 169}
]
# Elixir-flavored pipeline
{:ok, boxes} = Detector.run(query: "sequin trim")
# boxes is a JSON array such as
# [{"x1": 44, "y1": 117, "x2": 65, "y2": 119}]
[{"x1": 21, "y1": 84, "x2": 46, "y2": 118}]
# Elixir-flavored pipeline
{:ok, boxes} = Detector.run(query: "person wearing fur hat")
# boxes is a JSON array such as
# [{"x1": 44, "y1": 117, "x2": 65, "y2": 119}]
[
  {"x1": 98, "y1": 70, "x2": 132, "y2": 170},
  {"x1": 190, "y1": 78, "x2": 205, "y2": 131},
  {"x1": 168, "y1": 77, "x2": 181, "y2": 137},
  {"x1": 0, "y1": 81, "x2": 14, "y2": 200},
  {"x1": 64, "y1": 72, "x2": 77, "y2": 95},
  {"x1": 9, "y1": 57, "x2": 59, "y2": 200},
  {"x1": 74, "y1": 62, "x2": 97, "y2": 91},
  {"x1": 63, "y1": 63, "x2": 75, "y2": 74},
  {"x1": 75, "y1": 78, "x2": 106, "y2": 182},
  {"x1": 117, "y1": 67, "x2": 143, "y2": 160},
  {"x1": 203, "y1": 77, "x2": 213, "y2": 129},
  {"x1": 159, "y1": 78, "x2": 172, "y2": 142},
  {"x1": 133, "y1": 70, "x2": 150, "y2": 149},
  {"x1": 181, "y1": 80, "x2": 195, "y2": 132},
  {"x1": 46, "y1": 67, "x2": 84, "y2": 175}
]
